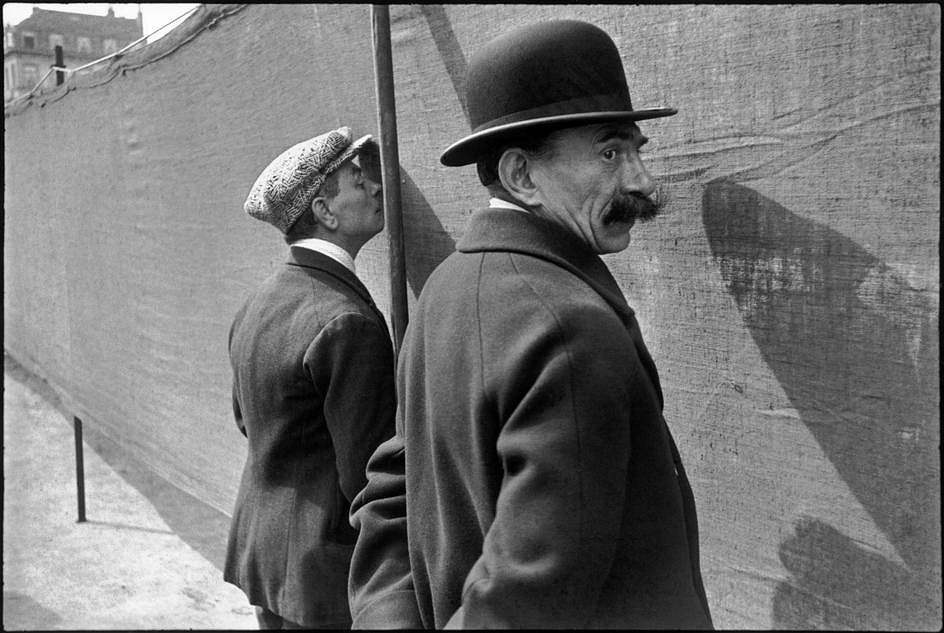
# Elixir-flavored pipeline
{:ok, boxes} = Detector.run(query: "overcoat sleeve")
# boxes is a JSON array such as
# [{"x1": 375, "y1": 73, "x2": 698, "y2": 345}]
[
  {"x1": 231, "y1": 383, "x2": 246, "y2": 437},
  {"x1": 305, "y1": 312, "x2": 396, "y2": 504},
  {"x1": 228, "y1": 317, "x2": 247, "y2": 438},
  {"x1": 348, "y1": 433, "x2": 422, "y2": 628},
  {"x1": 446, "y1": 294, "x2": 637, "y2": 628}
]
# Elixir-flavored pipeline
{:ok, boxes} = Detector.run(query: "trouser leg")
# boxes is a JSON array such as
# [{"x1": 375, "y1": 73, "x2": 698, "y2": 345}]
[
  {"x1": 283, "y1": 617, "x2": 351, "y2": 629},
  {"x1": 254, "y1": 606, "x2": 284, "y2": 629},
  {"x1": 254, "y1": 605, "x2": 351, "y2": 629}
]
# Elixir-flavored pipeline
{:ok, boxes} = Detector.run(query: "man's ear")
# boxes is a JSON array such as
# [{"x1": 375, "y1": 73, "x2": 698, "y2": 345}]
[
  {"x1": 497, "y1": 148, "x2": 542, "y2": 208},
  {"x1": 310, "y1": 197, "x2": 338, "y2": 231}
]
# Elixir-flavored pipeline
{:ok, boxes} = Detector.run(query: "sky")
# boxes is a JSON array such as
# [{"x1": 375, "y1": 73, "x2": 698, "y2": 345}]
[{"x1": 2, "y1": 3, "x2": 200, "y2": 42}]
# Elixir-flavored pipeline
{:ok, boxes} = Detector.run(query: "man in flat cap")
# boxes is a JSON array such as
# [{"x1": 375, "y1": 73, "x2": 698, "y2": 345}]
[
  {"x1": 349, "y1": 21, "x2": 713, "y2": 629},
  {"x1": 225, "y1": 126, "x2": 395, "y2": 629}
]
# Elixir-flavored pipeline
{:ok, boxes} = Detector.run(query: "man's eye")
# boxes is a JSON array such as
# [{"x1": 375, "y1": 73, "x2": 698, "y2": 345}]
[{"x1": 603, "y1": 148, "x2": 619, "y2": 160}]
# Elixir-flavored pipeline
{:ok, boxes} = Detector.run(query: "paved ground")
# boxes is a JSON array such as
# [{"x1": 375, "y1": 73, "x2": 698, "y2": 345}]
[{"x1": 2, "y1": 354, "x2": 257, "y2": 630}]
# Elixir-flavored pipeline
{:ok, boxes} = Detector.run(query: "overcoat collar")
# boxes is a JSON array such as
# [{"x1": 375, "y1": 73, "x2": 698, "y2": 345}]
[
  {"x1": 458, "y1": 207, "x2": 636, "y2": 321},
  {"x1": 287, "y1": 245, "x2": 382, "y2": 318},
  {"x1": 458, "y1": 207, "x2": 665, "y2": 407}
]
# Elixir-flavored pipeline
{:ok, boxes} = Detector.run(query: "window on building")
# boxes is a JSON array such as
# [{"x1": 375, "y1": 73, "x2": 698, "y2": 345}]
[
  {"x1": 49, "y1": 33, "x2": 64, "y2": 50},
  {"x1": 102, "y1": 39, "x2": 117, "y2": 54},
  {"x1": 22, "y1": 32, "x2": 35, "y2": 49},
  {"x1": 77, "y1": 36, "x2": 92, "y2": 53},
  {"x1": 22, "y1": 64, "x2": 38, "y2": 88},
  {"x1": 5, "y1": 31, "x2": 14, "y2": 50}
]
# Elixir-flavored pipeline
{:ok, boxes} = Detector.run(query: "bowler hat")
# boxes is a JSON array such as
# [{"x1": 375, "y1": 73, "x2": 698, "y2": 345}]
[{"x1": 440, "y1": 20, "x2": 676, "y2": 166}]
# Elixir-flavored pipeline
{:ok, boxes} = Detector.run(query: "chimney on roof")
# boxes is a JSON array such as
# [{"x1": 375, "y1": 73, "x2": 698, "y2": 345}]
[
  {"x1": 107, "y1": 6, "x2": 115, "y2": 18},
  {"x1": 137, "y1": 4, "x2": 143, "y2": 33}
]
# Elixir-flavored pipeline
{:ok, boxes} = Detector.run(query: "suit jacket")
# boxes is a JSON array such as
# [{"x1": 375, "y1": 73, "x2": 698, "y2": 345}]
[
  {"x1": 225, "y1": 246, "x2": 395, "y2": 627},
  {"x1": 349, "y1": 208, "x2": 713, "y2": 629}
]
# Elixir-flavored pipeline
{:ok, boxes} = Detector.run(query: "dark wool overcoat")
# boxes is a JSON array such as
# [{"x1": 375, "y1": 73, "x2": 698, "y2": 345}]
[
  {"x1": 349, "y1": 208, "x2": 713, "y2": 629},
  {"x1": 225, "y1": 246, "x2": 395, "y2": 627}
]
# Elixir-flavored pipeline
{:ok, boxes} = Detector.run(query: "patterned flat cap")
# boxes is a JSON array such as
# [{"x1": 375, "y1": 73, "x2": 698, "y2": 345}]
[{"x1": 244, "y1": 126, "x2": 376, "y2": 233}]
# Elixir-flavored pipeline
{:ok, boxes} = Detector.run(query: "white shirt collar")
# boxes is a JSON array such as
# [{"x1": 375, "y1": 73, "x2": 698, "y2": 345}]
[
  {"x1": 488, "y1": 197, "x2": 530, "y2": 214},
  {"x1": 290, "y1": 238, "x2": 356, "y2": 274}
]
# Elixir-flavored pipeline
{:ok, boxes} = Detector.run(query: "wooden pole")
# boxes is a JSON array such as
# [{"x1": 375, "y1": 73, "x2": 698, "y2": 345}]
[
  {"x1": 73, "y1": 417, "x2": 86, "y2": 522},
  {"x1": 371, "y1": 4, "x2": 409, "y2": 356}
]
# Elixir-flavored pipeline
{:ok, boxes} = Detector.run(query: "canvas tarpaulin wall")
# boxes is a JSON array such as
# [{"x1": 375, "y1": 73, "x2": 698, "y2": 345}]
[{"x1": 4, "y1": 3, "x2": 940, "y2": 629}]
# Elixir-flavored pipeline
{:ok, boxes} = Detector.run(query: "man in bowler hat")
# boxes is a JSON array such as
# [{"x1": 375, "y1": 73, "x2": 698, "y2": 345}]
[
  {"x1": 226, "y1": 126, "x2": 395, "y2": 629},
  {"x1": 348, "y1": 21, "x2": 714, "y2": 629}
]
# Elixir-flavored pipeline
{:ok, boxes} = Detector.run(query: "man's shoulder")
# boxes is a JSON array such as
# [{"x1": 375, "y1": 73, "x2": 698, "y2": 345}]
[
  {"x1": 277, "y1": 260, "x2": 363, "y2": 301},
  {"x1": 417, "y1": 249, "x2": 480, "y2": 297},
  {"x1": 486, "y1": 249, "x2": 609, "y2": 304},
  {"x1": 417, "y1": 248, "x2": 618, "y2": 332},
  {"x1": 238, "y1": 264, "x2": 376, "y2": 328},
  {"x1": 420, "y1": 245, "x2": 608, "y2": 300}
]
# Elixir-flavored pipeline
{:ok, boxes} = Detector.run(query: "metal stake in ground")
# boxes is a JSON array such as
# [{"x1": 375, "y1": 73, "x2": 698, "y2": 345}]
[
  {"x1": 73, "y1": 416, "x2": 86, "y2": 522},
  {"x1": 54, "y1": 44, "x2": 64, "y2": 85}
]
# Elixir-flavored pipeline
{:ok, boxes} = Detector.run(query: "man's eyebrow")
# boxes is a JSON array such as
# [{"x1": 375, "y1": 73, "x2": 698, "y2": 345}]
[
  {"x1": 595, "y1": 127, "x2": 647, "y2": 145},
  {"x1": 596, "y1": 129, "x2": 633, "y2": 143}
]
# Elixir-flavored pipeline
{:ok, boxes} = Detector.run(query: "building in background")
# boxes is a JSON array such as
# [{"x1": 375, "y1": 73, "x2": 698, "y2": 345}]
[{"x1": 4, "y1": 6, "x2": 143, "y2": 103}]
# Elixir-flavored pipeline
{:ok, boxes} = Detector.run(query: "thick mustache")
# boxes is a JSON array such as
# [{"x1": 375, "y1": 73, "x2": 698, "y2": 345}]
[{"x1": 604, "y1": 191, "x2": 663, "y2": 225}]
